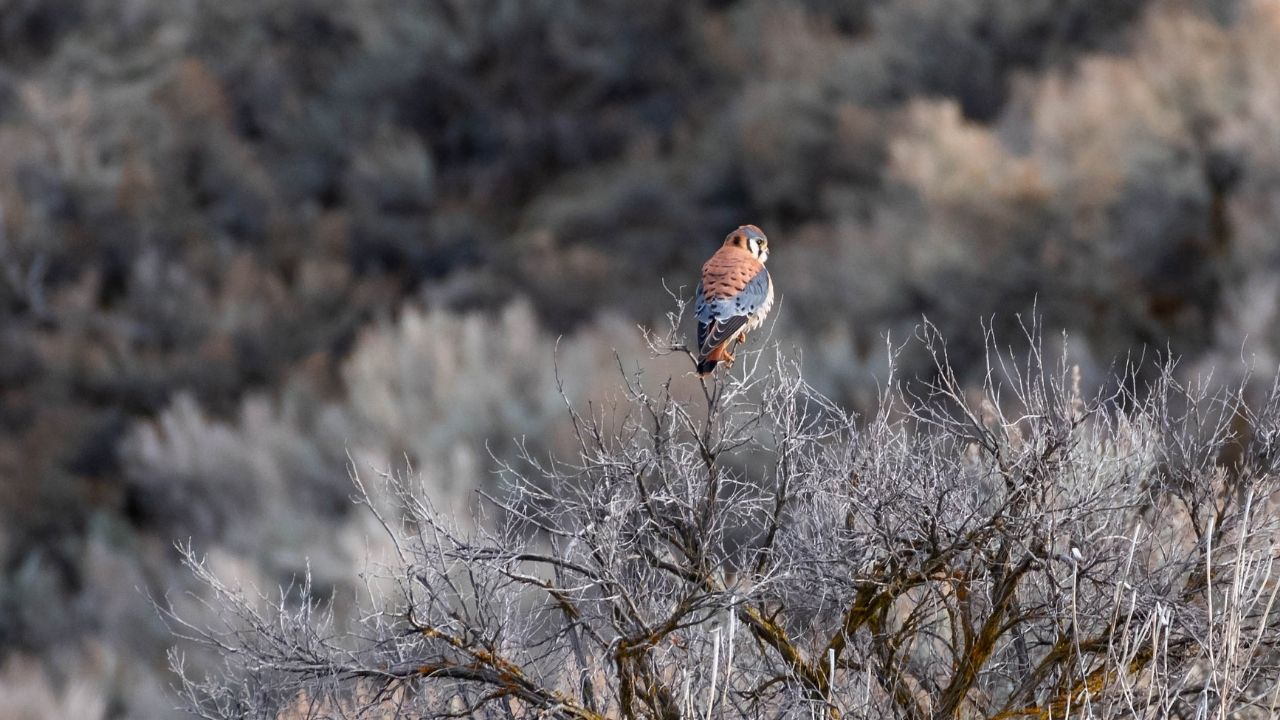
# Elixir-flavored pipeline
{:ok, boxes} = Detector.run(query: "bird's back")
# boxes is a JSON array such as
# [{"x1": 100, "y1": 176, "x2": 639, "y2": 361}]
[{"x1": 701, "y1": 246, "x2": 764, "y2": 301}]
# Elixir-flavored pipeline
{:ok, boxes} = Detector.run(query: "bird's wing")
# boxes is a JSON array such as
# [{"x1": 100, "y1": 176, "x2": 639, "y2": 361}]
[
  {"x1": 697, "y1": 260, "x2": 770, "y2": 357},
  {"x1": 699, "y1": 314, "x2": 749, "y2": 357}
]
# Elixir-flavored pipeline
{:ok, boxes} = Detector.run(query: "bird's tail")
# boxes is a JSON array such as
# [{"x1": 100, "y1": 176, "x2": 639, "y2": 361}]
[{"x1": 696, "y1": 343, "x2": 732, "y2": 376}]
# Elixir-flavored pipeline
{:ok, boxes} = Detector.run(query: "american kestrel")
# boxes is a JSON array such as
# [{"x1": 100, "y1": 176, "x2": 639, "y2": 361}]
[{"x1": 695, "y1": 225, "x2": 774, "y2": 375}]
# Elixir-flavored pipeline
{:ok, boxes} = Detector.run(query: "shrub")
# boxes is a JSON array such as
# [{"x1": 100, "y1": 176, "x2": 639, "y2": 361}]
[{"x1": 168, "y1": 319, "x2": 1280, "y2": 718}]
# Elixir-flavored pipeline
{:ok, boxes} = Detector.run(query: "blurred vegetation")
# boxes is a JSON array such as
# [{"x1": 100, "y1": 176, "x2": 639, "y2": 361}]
[{"x1": 2, "y1": 0, "x2": 1278, "y2": 715}]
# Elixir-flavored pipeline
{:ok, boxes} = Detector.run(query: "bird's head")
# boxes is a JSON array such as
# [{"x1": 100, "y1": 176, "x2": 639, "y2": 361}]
[{"x1": 724, "y1": 224, "x2": 769, "y2": 263}]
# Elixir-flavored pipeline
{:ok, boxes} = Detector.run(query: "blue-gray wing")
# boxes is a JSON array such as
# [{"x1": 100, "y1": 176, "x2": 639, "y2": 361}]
[{"x1": 695, "y1": 269, "x2": 770, "y2": 357}]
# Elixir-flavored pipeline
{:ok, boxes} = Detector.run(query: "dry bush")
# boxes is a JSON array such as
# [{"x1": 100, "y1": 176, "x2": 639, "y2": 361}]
[
  {"x1": 116, "y1": 300, "x2": 680, "y2": 704},
  {"x1": 167, "y1": 314, "x2": 1280, "y2": 719}
]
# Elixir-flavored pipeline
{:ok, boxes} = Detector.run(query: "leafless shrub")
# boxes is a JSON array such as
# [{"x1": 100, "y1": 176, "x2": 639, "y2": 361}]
[{"x1": 167, "y1": 311, "x2": 1280, "y2": 719}]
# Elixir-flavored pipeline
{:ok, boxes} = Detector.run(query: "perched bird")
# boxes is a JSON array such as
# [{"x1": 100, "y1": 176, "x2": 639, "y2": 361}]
[{"x1": 695, "y1": 225, "x2": 774, "y2": 375}]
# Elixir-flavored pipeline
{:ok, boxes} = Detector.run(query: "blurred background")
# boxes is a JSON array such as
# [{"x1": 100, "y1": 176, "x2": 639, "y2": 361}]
[{"x1": 1, "y1": 0, "x2": 1278, "y2": 715}]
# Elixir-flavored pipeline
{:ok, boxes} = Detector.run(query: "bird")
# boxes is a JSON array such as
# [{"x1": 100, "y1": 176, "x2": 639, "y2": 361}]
[{"x1": 695, "y1": 224, "x2": 774, "y2": 375}]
